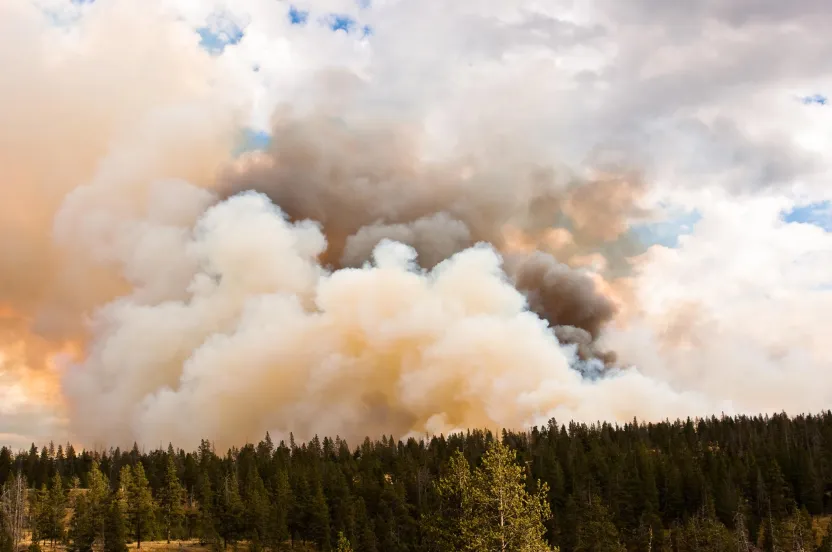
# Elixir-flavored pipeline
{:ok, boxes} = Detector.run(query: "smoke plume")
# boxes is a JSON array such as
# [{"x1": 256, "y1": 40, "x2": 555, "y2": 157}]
[
  {"x1": 0, "y1": 0, "x2": 710, "y2": 449},
  {"x1": 3, "y1": 0, "x2": 830, "y2": 451},
  {"x1": 218, "y1": 105, "x2": 637, "y2": 353}
]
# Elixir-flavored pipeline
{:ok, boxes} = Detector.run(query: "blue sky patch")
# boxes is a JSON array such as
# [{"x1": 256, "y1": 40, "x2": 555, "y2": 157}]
[
  {"x1": 632, "y1": 209, "x2": 702, "y2": 248},
  {"x1": 286, "y1": 6, "x2": 372, "y2": 35},
  {"x1": 781, "y1": 201, "x2": 832, "y2": 231},
  {"x1": 327, "y1": 14, "x2": 357, "y2": 33},
  {"x1": 288, "y1": 6, "x2": 309, "y2": 25},
  {"x1": 197, "y1": 13, "x2": 245, "y2": 55},
  {"x1": 234, "y1": 128, "x2": 273, "y2": 156},
  {"x1": 800, "y1": 94, "x2": 828, "y2": 106}
]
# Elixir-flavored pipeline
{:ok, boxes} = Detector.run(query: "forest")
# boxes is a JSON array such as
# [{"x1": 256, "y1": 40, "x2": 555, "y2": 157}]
[{"x1": 2, "y1": 412, "x2": 832, "y2": 551}]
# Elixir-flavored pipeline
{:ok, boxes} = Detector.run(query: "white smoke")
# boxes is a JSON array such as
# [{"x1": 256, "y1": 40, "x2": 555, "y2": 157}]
[{"x1": 60, "y1": 186, "x2": 713, "y2": 448}]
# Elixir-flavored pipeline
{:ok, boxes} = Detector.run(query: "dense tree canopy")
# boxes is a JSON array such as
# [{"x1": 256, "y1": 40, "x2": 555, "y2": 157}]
[{"x1": 2, "y1": 412, "x2": 832, "y2": 550}]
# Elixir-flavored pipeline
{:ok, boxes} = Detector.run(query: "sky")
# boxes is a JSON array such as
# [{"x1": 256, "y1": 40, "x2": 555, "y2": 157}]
[{"x1": 1, "y1": 0, "x2": 832, "y2": 450}]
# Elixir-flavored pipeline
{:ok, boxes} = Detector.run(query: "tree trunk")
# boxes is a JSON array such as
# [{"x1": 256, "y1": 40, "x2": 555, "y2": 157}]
[{"x1": 1, "y1": 473, "x2": 27, "y2": 552}]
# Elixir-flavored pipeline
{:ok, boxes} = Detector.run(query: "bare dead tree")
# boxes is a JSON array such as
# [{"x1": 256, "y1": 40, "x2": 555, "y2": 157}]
[
  {"x1": 1, "y1": 473, "x2": 27, "y2": 551},
  {"x1": 734, "y1": 509, "x2": 751, "y2": 552}
]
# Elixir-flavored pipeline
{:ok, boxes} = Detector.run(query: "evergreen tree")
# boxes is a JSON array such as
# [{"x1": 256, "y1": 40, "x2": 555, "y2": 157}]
[
  {"x1": 424, "y1": 451, "x2": 471, "y2": 552},
  {"x1": 571, "y1": 494, "x2": 626, "y2": 552},
  {"x1": 157, "y1": 454, "x2": 185, "y2": 543},
  {"x1": 468, "y1": 440, "x2": 553, "y2": 551},
  {"x1": 336, "y1": 531, "x2": 353, "y2": 552},
  {"x1": 216, "y1": 471, "x2": 244, "y2": 548},
  {"x1": 103, "y1": 491, "x2": 128, "y2": 552},
  {"x1": 673, "y1": 513, "x2": 734, "y2": 552},
  {"x1": 120, "y1": 463, "x2": 156, "y2": 548},
  {"x1": 196, "y1": 469, "x2": 218, "y2": 547},
  {"x1": 45, "y1": 473, "x2": 67, "y2": 547},
  {"x1": 11, "y1": 412, "x2": 832, "y2": 552},
  {"x1": 353, "y1": 497, "x2": 377, "y2": 552},
  {"x1": 267, "y1": 468, "x2": 291, "y2": 550},
  {"x1": 307, "y1": 472, "x2": 332, "y2": 551},
  {"x1": 427, "y1": 441, "x2": 555, "y2": 552},
  {"x1": 242, "y1": 465, "x2": 270, "y2": 548},
  {"x1": 67, "y1": 493, "x2": 96, "y2": 552},
  {"x1": 28, "y1": 484, "x2": 48, "y2": 546},
  {"x1": 86, "y1": 461, "x2": 110, "y2": 545}
]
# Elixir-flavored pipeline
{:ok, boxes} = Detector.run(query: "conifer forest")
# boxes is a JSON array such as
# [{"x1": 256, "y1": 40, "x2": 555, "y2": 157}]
[{"x1": 2, "y1": 413, "x2": 832, "y2": 551}]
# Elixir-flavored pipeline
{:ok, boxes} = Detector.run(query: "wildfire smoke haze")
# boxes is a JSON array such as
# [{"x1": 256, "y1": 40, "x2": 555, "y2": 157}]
[{"x1": 2, "y1": 0, "x2": 832, "y2": 450}]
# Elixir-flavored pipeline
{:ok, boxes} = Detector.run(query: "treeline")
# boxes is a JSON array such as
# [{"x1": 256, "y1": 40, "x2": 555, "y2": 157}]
[{"x1": 3, "y1": 412, "x2": 832, "y2": 551}]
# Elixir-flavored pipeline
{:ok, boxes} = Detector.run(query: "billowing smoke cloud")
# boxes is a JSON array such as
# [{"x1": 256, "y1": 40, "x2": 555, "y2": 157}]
[
  {"x1": 0, "y1": 0, "x2": 240, "y2": 446},
  {"x1": 3, "y1": 0, "x2": 831, "y2": 451},
  {"x1": 218, "y1": 105, "x2": 639, "y2": 356},
  {"x1": 51, "y1": 94, "x2": 646, "y2": 446},
  {"x1": 341, "y1": 213, "x2": 473, "y2": 270},
  {"x1": 0, "y1": 0, "x2": 714, "y2": 450},
  {"x1": 59, "y1": 189, "x2": 704, "y2": 447}
]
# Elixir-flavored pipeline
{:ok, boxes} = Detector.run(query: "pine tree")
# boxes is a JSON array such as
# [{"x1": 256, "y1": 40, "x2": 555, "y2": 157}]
[
  {"x1": 467, "y1": 440, "x2": 553, "y2": 551},
  {"x1": 241, "y1": 462, "x2": 270, "y2": 549},
  {"x1": 424, "y1": 451, "x2": 471, "y2": 552},
  {"x1": 336, "y1": 531, "x2": 353, "y2": 552},
  {"x1": 570, "y1": 494, "x2": 625, "y2": 552},
  {"x1": 267, "y1": 468, "x2": 291, "y2": 550},
  {"x1": 196, "y1": 469, "x2": 218, "y2": 547},
  {"x1": 674, "y1": 514, "x2": 734, "y2": 552},
  {"x1": 121, "y1": 463, "x2": 156, "y2": 548},
  {"x1": 307, "y1": 473, "x2": 331, "y2": 551},
  {"x1": 67, "y1": 493, "x2": 96, "y2": 552},
  {"x1": 427, "y1": 441, "x2": 556, "y2": 552},
  {"x1": 103, "y1": 491, "x2": 128, "y2": 552},
  {"x1": 29, "y1": 484, "x2": 48, "y2": 547},
  {"x1": 46, "y1": 473, "x2": 67, "y2": 547},
  {"x1": 353, "y1": 497, "x2": 377, "y2": 552},
  {"x1": 68, "y1": 461, "x2": 110, "y2": 552},
  {"x1": 86, "y1": 461, "x2": 110, "y2": 544},
  {"x1": 157, "y1": 455, "x2": 185, "y2": 543},
  {"x1": 216, "y1": 471, "x2": 244, "y2": 549}
]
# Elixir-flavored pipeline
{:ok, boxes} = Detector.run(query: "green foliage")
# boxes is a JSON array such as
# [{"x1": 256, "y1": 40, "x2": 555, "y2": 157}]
[
  {"x1": 121, "y1": 462, "x2": 156, "y2": 548},
  {"x1": 68, "y1": 464, "x2": 117, "y2": 552},
  {"x1": 4, "y1": 412, "x2": 832, "y2": 551},
  {"x1": 67, "y1": 493, "x2": 96, "y2": 552},
  {"x1": 157, "y1": 454, "x2": 186, "y2": 543},
  {"x1": 670, "y1": 514, "x2": 735, "y2": 552},
  {"x1": 46, "y1": 473, "x2": 68, "y2": 545},
  {"x1": 569, "y1": 495, "x2": 625, "y2": 552},
  {"x1": 336, "y1": 530, "x2": 353, "y2": 552},
  {"x1": 427, "y1": 440, "x2": 555, "y2": 551},
  {"x1": 267, "y1": 467, "x2": 291, "y2": 549},
  {"x1": 216, "y1": 471, "x2": 244, "y2": 548},
  {"x1": 104, "y1": 491, "x2": 128, "y2": 552}
]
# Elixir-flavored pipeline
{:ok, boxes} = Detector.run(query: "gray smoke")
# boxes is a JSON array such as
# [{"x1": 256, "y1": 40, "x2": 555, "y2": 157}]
[{"x1": 218, "y1": 95, "x2": 643, "y2": 361}]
